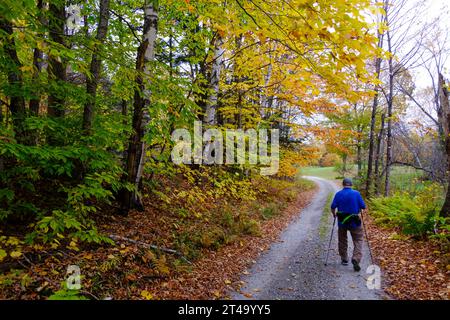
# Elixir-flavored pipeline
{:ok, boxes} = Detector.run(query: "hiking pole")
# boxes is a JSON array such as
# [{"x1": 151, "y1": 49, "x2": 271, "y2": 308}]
[
  {"x1": 361, "y1": 211, "x2": 374, "y2": 265},
  {"x1": 324, "y1": 216, "x2": 337, "y2": 266}
]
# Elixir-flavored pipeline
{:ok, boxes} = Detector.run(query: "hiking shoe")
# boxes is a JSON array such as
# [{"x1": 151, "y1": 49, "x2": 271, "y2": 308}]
[
  {"x1": 352, "y1": 259, "x2": 361, "y2": 272},
  {"x1": 341, "y1": 259, "x2": 349, "y2": 266}
]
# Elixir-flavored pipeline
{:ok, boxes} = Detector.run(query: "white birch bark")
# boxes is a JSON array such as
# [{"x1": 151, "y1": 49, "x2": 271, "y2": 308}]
[
  {"x1": 135, "y1": 1, "x2": 158, "y2": 192},
  {"x1": 205, "y1": 35, "x2": 225, "y2": 126}
]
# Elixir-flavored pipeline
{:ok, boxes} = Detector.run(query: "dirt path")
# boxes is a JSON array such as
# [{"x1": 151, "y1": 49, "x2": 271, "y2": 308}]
[{"x1": 231, "y1": 177, "x2": 389, "y2": 300}]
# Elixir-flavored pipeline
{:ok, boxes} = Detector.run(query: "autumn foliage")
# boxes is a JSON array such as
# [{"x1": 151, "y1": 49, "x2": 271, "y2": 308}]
[{"x1": 0, "y1": 0, "x2": 383, "y2": 299}]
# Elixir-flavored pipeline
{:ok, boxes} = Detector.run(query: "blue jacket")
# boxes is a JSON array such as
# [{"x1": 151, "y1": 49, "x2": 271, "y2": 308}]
[{"x1": 331, "y1": 188, "x2": 366, "y2": 228}]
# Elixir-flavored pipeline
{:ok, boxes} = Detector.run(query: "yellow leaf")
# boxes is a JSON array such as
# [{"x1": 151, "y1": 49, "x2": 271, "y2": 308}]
[
  {"x1": 141, "y1": 290, "x2": 153, "y2": 300},
  {"x1": 6, "y1": 237, "x2": 20, "y2": 246},
  {"x1": 67, "y1": 241, "x2": 79, "y2": 251},
  {"x1": 37, "y1": 40, "x2": 46, "y2": 51},
  {"x1": 33, "y1": 244, "x2": 44, "y2": 250},
  {"x1": 10, "y1": 251, "x2": 22, "y2": 259},
  {"x1": 20, "y1": 65, "x2": 34, "y2": 73},
  {"x1": 224, "y1": 279, "x2": 231, "y2": 285},
  {"x1": 154, "y1": 255, "x2": 170, "y2": 275}
]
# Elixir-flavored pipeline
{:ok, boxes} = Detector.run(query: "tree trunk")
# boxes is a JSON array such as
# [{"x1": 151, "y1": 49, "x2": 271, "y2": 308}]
[
  {"x1": 342, "y1": 154, "x2": 347, "y2": 174},
  {"x1": 232, "y1": 34, "x2": 244, "y2": 129},
  {"x1": 121, "y1": 99, "x2": 128, "y2": 125},
  {"x1": 356, "y1": 122, "x2": 363, "y2": 177},
  {"x1": 439, "y1": 73, "x2": 450, "y2": 218},
  {"x1": 192, "y1": 25, "x2": 208, "y2": 122},
  {"x1": 374, "y1": 113, "x2": 385, "y2": 196},
  {"x1": 120, "y1": 0, "x2": 158, "y2": 213},
  {"x1": 384, "y1": 29, "x2": 394, "y2": 197},
  {"x1": 82, "y1": 0, "x2": 111, "y2": 135},
  {"x1": 357, "y1": 143, "x2": 362, "y2": 177},
  {"x1": 260, "y1": 61, "x2": 273, "y2": 121},
  {"x1": 0, "y1": 19, "x2": 28, "y2": 144},
  {"x1": 204, "y1": 34, "x2": 224, "y2": 126},
  {"x1": 365, "y1": 23, "x2": 384, "y2": 197},
  {"x1": 437, "y1": 75, "x2": 448, "y2": 149},
  {"x1": 29, "y1": 47, "x2": 43, "y2": 116},
  {"x1": 366, "y1": 54, "x2": 383, "y2": 196},
  {"x1": 47, "y1": 1, "x2": 67, "y2": 119},
  {"x1": 29, "y1": 0, "x2": 44, "y2": 117}
]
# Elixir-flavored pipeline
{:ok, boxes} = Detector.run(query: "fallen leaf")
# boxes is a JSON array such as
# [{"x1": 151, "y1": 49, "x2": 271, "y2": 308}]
[{"x1": 141, "y1": 290, "x2": 153, "y2": 300}]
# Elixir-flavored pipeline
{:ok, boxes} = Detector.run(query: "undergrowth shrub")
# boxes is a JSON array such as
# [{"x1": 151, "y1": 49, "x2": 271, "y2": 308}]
[
  {"x1": 260, "y1": 203, "x2": 281, "y2": 220},
  {"x1": 0, "y1": 115, "x2": 131, "y2": 246},
  {"x1": 198, "y1": 226, "x2": 227, "y2": 250},
  {"x1": 238, "y1": 218, "x2": 261, "y2": 236},
  {"x1": 370, "y1": 185, "x2": 446, "y2": 239}
]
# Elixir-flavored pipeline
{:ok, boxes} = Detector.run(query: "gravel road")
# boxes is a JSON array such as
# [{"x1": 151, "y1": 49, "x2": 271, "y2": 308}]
[{"x1": 231, "y1": 177, "x2": 387, "y2": 300}]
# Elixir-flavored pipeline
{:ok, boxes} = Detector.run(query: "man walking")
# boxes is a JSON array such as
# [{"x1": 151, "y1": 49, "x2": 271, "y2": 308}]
[{"x1": 330, "y1": 178, "x2": 366, "y2": 272}]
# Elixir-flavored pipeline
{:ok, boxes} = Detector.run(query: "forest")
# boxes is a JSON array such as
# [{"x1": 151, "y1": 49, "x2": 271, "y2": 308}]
[{"x1": 0, "y1": 0, "x2": 449, "y2": 300}]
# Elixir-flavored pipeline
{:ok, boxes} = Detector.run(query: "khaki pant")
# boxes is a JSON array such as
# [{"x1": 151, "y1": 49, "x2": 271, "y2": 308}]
[{"x1": 338, "y1": 226, "x2": 363, "y2": 263}]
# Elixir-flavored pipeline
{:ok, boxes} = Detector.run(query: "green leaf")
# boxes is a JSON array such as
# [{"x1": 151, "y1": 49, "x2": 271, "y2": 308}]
[{"x1": 0, "y1": 249, "x2": 7, "y2": 261}]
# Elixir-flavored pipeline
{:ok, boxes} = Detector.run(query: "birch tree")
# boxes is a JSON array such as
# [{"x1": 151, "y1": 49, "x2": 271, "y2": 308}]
[{"x1": 121, "y1": 0, "x2": 159, "y2": 213}]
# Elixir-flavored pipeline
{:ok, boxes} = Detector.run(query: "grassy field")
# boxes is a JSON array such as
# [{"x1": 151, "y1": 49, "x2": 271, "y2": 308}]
[
  {"x1": 300, "y1": 165, "x2": 425, "y2": 193},
  {"x1": 300, "y1": 166, "x2": 357, "y2": 180},
  {"x1": 300, "y1": 167, "x2": 342, "y2": 180},
  {"x1": 389, "y1": 166, "x2": 425, "y2": 193}
]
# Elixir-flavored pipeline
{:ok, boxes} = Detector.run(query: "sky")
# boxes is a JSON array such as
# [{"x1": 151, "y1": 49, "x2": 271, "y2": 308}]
[
  {"x1": 411, "y1": 0, "x2": 450, "y2": 89},
  {"x1": 393, "y1": 0, "x2": 450, "y2": 126}
]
